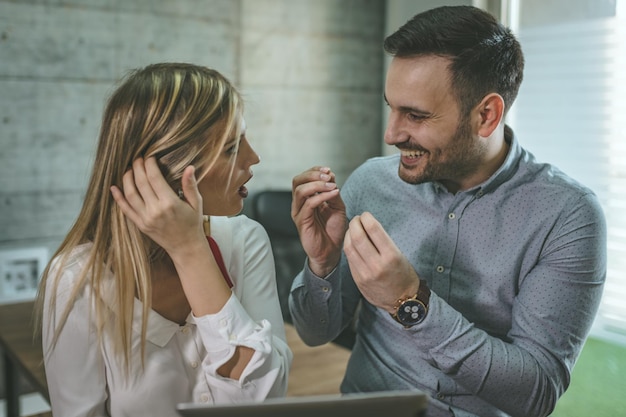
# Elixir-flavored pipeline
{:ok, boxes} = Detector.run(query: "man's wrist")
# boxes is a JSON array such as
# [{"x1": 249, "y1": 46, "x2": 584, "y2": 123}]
[{"x1": 307, "y1": 257, "x2": 339, "y2": 279}]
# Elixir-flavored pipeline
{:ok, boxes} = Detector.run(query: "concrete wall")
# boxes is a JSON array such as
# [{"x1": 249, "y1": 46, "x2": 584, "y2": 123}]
[
  {"x1": 0, "y1": 0, "x2": 385, "y2": 256},
  {"x1": 240, "y1": 0, "x2": 385, "y2": 191}
]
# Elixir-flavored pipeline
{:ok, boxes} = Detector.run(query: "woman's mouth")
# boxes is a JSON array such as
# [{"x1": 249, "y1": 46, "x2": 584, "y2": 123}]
[{"x1": 238, "y1": 185, "x2": 248, "y2": 198}]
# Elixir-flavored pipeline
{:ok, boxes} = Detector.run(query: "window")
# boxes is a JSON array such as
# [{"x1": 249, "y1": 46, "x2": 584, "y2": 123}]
[{"x1": 509, "y1": 0, "x2": 626, "y2": 346}]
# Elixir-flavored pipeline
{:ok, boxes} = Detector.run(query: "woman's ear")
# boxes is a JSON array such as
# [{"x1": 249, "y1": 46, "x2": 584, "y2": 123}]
[{"x1": 475, "y1": 93, "x2": 504, "y2": 138}]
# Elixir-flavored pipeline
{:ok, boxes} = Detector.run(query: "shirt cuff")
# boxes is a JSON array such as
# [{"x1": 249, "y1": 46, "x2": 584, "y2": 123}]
[
  {"x1": 193, "y1": 293, "x2": 264, "y2": 353},
  {"x1": 304, "y1": 258, "x2": 339, "y2": 279},
  {"x1": 301, "y1": 262, "x2": 339, "y2": 300}
]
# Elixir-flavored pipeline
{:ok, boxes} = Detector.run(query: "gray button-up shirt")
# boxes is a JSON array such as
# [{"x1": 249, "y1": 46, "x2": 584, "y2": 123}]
[{"x1": 289, "y1": 127, "x2": 606, "y2": 417}]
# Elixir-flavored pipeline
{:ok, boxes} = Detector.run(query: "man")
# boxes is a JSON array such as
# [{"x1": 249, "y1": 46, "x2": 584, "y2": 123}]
[{"x1": 288, "y1": 5, "x2": 606, "y2": 417}]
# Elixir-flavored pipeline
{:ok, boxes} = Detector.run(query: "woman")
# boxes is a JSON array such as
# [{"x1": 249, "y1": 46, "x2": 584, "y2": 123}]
[{"x1": 36, "y1": 63, "x2": 292, "y2": 417}]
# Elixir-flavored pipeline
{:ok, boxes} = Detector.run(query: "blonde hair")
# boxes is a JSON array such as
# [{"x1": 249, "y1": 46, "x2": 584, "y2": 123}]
[{"x1": 36, "y1": 63, "x2": 243, "y2": 371}]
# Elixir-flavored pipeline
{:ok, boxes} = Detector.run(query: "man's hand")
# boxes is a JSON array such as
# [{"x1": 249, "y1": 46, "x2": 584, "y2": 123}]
[
  {"x1": 344, "y1": 212, "x2": 420, "y2": 313},
  {"x1": 292, "y1": 166, "x2": 347, "y2": 277}
]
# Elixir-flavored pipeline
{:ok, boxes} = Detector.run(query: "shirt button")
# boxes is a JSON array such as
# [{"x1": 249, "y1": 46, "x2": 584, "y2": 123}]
[
  {"x1": 436, "y1": 265, "x2": 445, "y2": 273},
  {"x1": 437, "y1": 393, "x2": 445, "y2": 400},
  {"x1": 200, "y1": 394, "x2": 209, "y2": 403},
  {"x1": 229, "y1": 334, "x2": 237, "y2": 341},
  {"x1": 322, "y1": 286, "x2": 330, "y2": 292},
  {"x1": 181, "y1": 327, "x2": 190, "y2": 334},
  {"x1": 219, "y1": 319, "x2": 227, "y2": 327},
  {"x1": 448, "y1": 213, "x2": 456, "y2": 219},
  {"x1": 320, "y1": 318, "x2": 327, "y2": 324},
  {"x1": 191, "y1": 361, "x2": 199, "y2": 368}
]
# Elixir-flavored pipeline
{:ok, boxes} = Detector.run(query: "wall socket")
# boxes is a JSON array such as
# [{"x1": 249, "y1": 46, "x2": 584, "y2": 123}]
[{"x1": 0, "y1": 247, "x2": 49, "y2": 303}]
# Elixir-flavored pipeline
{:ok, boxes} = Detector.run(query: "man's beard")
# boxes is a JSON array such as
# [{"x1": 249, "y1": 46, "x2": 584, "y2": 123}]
[{"x1": 398, "y1": 116, "x2": 482, "y2": 186}]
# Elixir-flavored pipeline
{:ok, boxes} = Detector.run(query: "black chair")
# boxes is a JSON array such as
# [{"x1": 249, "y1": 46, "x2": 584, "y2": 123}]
[
  {"x1": 241, "y1": 190, "x2": 303, "y2": 324},
  {"x1": 242, "y1": 190, "x2": 355, "y2": 350}
]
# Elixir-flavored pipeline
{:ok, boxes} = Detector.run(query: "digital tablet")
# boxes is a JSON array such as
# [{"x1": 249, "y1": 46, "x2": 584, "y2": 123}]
[{"x1": 176, "y1": 389, "x2": 428, "y2": 417}]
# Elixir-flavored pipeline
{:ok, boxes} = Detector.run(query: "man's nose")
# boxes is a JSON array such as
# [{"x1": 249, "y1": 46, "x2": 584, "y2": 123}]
[{"x1": 384, "y1": 112, "x2": 402, "y2": 145}]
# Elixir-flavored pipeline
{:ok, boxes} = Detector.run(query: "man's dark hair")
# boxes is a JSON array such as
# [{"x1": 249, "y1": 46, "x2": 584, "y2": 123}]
[{"x1": 384, "y1": 5, "x2": 524, "y2": 117}]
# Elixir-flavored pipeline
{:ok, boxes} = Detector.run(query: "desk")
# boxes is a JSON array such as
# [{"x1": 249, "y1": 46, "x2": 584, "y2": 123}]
[
  {"x1": 0, "y1": 301, "x2": 49, "y2": 417},
  {"x1": 0, "y1": 301, "x2": 351, "y2": 416},
  {"x1": 285, "y1": 324, "x2": 351, "y2": 396}
]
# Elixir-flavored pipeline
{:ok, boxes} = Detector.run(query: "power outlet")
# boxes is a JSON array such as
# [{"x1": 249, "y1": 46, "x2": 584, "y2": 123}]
[{"x1": 0, "y1": 247, "x2": 49, "y2": 303}]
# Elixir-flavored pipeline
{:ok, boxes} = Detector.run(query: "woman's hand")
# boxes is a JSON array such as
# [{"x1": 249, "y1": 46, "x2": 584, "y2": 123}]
[
  {"x1": 110, "y1": 156, "x2": 231, "y2": 311},
  {"x1": 110, "y1": 157, "x2": 206, "y2": 256}
]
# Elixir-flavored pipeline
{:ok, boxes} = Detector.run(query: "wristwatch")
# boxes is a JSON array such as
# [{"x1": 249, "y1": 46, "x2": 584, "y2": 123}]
[{"x1": 391, "y1": 281, "x2": 431, "y2": 328}]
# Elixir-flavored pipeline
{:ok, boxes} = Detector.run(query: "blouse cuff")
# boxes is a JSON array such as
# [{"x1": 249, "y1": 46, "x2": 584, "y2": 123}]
[{"x1": 193, "y1": 293, "x2": 266, "y2": 353}]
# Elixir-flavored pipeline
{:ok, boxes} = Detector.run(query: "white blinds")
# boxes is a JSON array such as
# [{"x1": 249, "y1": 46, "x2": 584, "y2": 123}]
[{"x1": 511, "y1": 15, "x2": 626, "y2": 346}]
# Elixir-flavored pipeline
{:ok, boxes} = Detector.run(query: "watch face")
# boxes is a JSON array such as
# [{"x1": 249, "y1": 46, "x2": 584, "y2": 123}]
[{"x1": 397, "y1": 299, "x2": 427, "y2": 326}]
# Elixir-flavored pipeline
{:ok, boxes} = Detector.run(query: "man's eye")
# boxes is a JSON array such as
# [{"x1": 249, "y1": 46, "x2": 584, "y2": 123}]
[{"x1": 408, "y1": 113, "x2": 423, "y2": 122}]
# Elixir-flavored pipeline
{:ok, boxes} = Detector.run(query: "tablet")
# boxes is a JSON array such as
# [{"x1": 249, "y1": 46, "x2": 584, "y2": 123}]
[{"x1": 176, "y1": 389, "x2": 428, "y2": 417}]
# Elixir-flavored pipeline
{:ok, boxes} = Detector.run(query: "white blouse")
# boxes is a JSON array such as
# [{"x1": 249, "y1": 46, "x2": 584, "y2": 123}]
[{"x1": 42, "y1": 215, "x2": 293, "y2": 417}]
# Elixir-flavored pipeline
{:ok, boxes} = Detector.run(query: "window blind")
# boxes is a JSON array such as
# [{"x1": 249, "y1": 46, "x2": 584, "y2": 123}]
[{"x1": 511, "y1": 15, "x2": 626, "y2": 346}]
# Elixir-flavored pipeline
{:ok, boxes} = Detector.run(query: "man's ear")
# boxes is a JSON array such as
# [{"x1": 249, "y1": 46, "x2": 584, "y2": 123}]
[{"x1": 474, "y1": 93, "x2": 504, "y2": 137}]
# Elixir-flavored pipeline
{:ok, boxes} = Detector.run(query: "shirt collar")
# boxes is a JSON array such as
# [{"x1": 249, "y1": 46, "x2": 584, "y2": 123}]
[
  {"x1": 477, "y1": 124, "x2": 521, "y2": 195},
  {"x1": 96, "y1": 248, "x2": 196, "y2": 348},
  {"x1": 131, "y1": 298, "x2": 192, "y2": 347}
]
